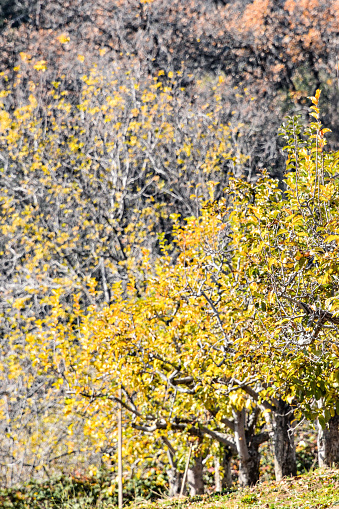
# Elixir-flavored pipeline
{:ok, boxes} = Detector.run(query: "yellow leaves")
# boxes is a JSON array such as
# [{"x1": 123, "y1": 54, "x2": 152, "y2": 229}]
[
  {"x1": 325, "y1": 297, "x2": 339, "y2": 314},
  {"x1": 267, "y1": 291, "x2": 276, "y2": 304},
  {"x1": 309, "y1": 107, "x2": 320, "y2": 120},
  {"x1": 58, "y1": 34, "x2": 70, "y2": 44},
  {"x1": 250, "y1": 241, "x2": 265, "y2": 255},
  {"x1": 33, "y1": 60, "x2": 47, "y2": 72},
  {"x1": 20, "y1": 52, "x2": 32, "y2": 62},
  {"x1": 77, "y1": 54, "x2": 85, "y2": 63},
  {"x1": 68, "y1": 138, "x2": 84, "y2": 152},
  {"x1": 53, "y1": 378, "x2": 64, "y2": 389},
  {"x1": 142, "y1": 91, "x2": 156, "y2": 103},
  {"x1": 182, "y1": 143, "x2": 192, "y2": 157},
  {"x1": 308, "y1": 89, "x2": 321, "y2": 106},
  {"x1": 28, "y1": 94, "x2": 38, "y2": 109},
  {"x1": 291, "y1": 215, "x2": 303, "y2": 227},
  {"x1": 318, "y1": 271, "x2": 332, "y2": 285},
  {"x1": 64, "y1": 405, "x2": 73, "y2": 416},
  {"x1": 229, "y1": 391, "x2": 245, "y2": 409},
  {"x1": 245, "y1": 398, "x2": 255, "y2": 411},
  {"x1": 0, "y1": 108, "x2": 11, "y2": 133},
  {"x1": 106, "y1": 94, "x2": 123, "y2": 108},
  {"x1": 88, "y1": 106, "x2": 100, "y2": 115},
  {"x1": 319, "y1": 182, "x2": 335, "y2": 200},
  {"x1": 331, "y1": 344, "x2": 339, "y2": 358},
  {"x1": 88, "y1": 466, "x2": 98, "y2": 477},
  {"x1": 325, "y1": 235, "x2": 339, "y2": 243},
  {"x1": 13, "y1": 297, "x2": 30, "y2": 310},
  {"x1": 267, "y1": 258, "x2": 277, "y2": 270},
  {"x1": 106, "y1": 485, "x2": 115, "y2": 496}
]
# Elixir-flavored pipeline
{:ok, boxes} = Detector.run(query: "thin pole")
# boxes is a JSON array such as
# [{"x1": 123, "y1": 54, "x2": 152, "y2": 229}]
[
  {"x1": 118, "y1": 386, "x2": 123, "y2": 508},
  {"x1": 180, "y1": 443, "x2": 192, "y2": 497}
]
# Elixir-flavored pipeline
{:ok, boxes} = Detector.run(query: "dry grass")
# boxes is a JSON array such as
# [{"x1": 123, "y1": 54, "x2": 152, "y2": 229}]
[{"x1": 128, "y1": 469, "x2": 339, "y2": 509}]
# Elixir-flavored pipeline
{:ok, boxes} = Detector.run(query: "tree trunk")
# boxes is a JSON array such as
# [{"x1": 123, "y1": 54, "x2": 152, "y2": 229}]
[
  {"x1": 167, "y1": 466, "x2": 182, "y2": 497},
  {"x1": 245, "y1": 437, "x2": 261, "y2": 486},
  {"x1": 233, "y1": 409, "x2": 260, "y2": 486},
  {"x1": 163, "y1": 438, "x2": 182, "y2": 497},
  {"x1": 214, "y1": 455, "x2": 221, "y2": 492},
  {"x1": 187, "y1": 455, "x2": 204, "y2": 496},
  {"x1": 271, "y1": 399, "x2": 297, "y2": 481},
  {"x1": 318, "y1": 414, "x2": 339, "y2": 467},
  {"x1": 222, "y1": 446, "x2": 233, "y2": 489},
  {"x1": 214, "y1": 445, "x2": 233, "y2": 491}
]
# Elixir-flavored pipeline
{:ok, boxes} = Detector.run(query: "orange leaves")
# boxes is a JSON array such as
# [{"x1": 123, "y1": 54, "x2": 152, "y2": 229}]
[
  {"x1": 285, "y1": 0, "x2": 320, "y2": 15},
  {"x1": 241, "y1": 0, "x2": 270, "y2": 35}
]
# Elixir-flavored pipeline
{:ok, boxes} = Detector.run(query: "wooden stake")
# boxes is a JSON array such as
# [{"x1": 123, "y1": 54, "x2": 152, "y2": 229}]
[
  {"x1": 180, "y1": 443, "x2": 192, "y2": 497},
  {"x1": 118, "y1": 386, "x2": 123, "y2": 508}
]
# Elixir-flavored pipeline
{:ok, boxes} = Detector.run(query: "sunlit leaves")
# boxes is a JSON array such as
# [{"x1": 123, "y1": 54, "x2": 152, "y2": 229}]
[{"x1": 228, "y1": 95, "x2": 339, "y2": 420}]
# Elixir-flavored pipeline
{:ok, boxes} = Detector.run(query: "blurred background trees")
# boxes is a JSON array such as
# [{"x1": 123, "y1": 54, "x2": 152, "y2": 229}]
[{"x1": 1, "y1": 0, "x2": 338, "y2": 176}]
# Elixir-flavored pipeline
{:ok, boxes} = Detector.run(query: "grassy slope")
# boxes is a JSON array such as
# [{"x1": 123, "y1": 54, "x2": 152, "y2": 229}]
[
  {"x1": 1, "y1": 468, "x2": 338, "y2": 508},
  {"x1": 130, "y1": 469, "x2": 339, "y2": 509}
]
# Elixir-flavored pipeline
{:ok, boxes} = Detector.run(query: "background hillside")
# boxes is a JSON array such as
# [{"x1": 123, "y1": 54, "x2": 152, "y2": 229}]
[{"x1": 1, "y1": 0, "x2": 339, "y2": 177}]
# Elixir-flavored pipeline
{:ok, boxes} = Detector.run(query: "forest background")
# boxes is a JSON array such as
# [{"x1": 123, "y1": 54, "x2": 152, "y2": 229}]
[{"x1": 1, "y1": 0, "x2": 339, "y2": 505}]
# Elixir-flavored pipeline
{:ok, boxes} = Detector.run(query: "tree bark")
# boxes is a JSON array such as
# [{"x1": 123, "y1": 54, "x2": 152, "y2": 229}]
[
  {"x1": 221, "y1": 446, "x2": 233, "y2": 489},
  {"x1": 214, "y1": 455, "x2": 221, "y2": 492},
  {"x1": 167, "y1": 466, "x2": 183, "y2": 497},
  {"x1": 163, "y1": 438, "x2": 182, "y2": 497},
  {"x1": 214, "y1": 445, "x2": 233, "y2": 491},
  {"x1": 318, "y1": 414, "x2": 339, "y2": 468},
  {"x1": 271, "y1": 399, "x2": 297, "y2": 481},
  {"x1": 233, "y1": 409, "x2": 250, "y2": 486},
  {"x1": 244, "y1": 435, "x2": 261, "y2": 486},
  {"x1": 187, "y1": 455, "x2": 204, "y2": 496},
  {"x1": 233, "y1": 409, "x2": 260, "y2": 486}
]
